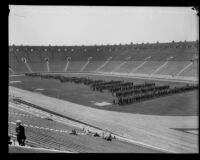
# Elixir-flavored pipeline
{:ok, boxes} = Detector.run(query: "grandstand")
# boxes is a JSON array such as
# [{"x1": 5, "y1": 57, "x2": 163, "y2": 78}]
[
  {"x1": 9, "y1": 41, "x2": 198, "y2": 80},
  {"x1": 8, "y1": 99, "x2": 162, "y2": 153},
  {"x1": 8, "y1": 41, "x2": 199, "y2": 153}
]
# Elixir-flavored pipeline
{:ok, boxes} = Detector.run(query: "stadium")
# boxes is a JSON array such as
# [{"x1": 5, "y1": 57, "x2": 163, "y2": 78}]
[{"x1": 8, "y1": 6, "x2": 199, "y2": 153}]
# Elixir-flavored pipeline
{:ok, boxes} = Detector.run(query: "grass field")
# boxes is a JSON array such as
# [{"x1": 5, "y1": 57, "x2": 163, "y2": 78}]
[{"x1": 9, "y1": 74, "x2": 198, "y2": 116}]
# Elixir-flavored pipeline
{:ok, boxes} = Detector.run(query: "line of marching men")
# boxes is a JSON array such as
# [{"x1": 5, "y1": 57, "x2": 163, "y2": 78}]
[{"x1": 25, "y1": 73, "x2": 198, "y2": 106}]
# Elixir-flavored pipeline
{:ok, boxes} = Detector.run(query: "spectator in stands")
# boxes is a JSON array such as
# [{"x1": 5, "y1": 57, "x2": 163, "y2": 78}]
[
  {"x1": 93, "y1": 132, "x2": 100, "y2": 137},
  {"x1": 15, "y1": 120, "x2": 26, "y2": 146},
  {"x1": 70, "y1": 129, "x2": 77, "y2": 135}
]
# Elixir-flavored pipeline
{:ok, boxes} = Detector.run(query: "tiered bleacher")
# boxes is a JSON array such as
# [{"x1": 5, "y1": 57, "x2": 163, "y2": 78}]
[
  {"x1": 9, "y1": 104, "x2": 159, "y2": 153},
  {"x1": 9, "y1": 41, "x2": 198, "y2": 78}
]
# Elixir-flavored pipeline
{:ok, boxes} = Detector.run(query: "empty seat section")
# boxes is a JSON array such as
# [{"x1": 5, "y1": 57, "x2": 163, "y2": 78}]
[
  {"x1": 135, "y1": 61, "x2": 164, "y2": 74},
  {"x1": 129, "y1": 50, "x2": 155, "y2": 61},
  {"x1": 9, "y1": 62, "x2": 28, "y2": 73},
  {"x1": 9, "y1": 52, "x2": 18, "y2": 73},
  {"x1": 9, "y1": 43, "x2": 198, "y2": 75},
  {"x1": 41, "y1": 51, "x2": 65, "y2": 72},
  {"x1": 9, "y1": 69, "x2": 12, "y2": 74},
  {"x1": 133, "y1": 48, "x2": 193, "y2": 61},
  {"x1": 114, "y1": 61, "x2": 137, "y2": 73},
  {"x1": 25, "y1": 51, "x2": 41, "y2": 63},
  {"x1": 15, "y1": 51, "x2": 32, "y2": 73},
  {"x1": 9, "y1": 107, "x2": 83, "y2": 132},
  {"x1": 24, "y1": 51, "x2": 41, "y2": 73},
  {"x1": 67, "y1": 61, "x2": 87, "y2": 72},
  {"x1": 98, "y1": 61, "x2": 122, "y2": 72},
  {"x1": 49, "y1": 62, "x2": 66, "y2": 72},
  {"x1": 28, "y1": 62, "x2": 46, "y2": 73},
  {"x1": 179, "y1": 61, "x2": 198, "y2": 77},
  {"x1": 29, "y1": 51, "x2": 50, "y2": 72},
  {"x1": 128, "y1": 61, "x2": 150, "y2": 73},
  {"x1": 82, "y1": 61, "x2": 105, "y2": 72},
  {"x1": 144, "y1": 48, "x2": 173, "y2": 61},
  {"x1": 9, "y1": 51, "x2": 28, "y2": 73},
  {"x1": 156, "y1": 61, "x2": 190, "y2": 76}
]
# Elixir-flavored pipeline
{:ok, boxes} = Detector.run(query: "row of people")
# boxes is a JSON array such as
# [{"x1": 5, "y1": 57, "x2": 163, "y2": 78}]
[
  {"x1": 92, "y1": 83, "x2": 156, "y2": 93},
  {"x1": 114, "y1": 85, "x2": 170, "y2": 98},
  {"x1": 25, "y1": 73, "x2": 100, "y2": 86},
  {"x1": 114, "y1": 84, "x2": 198, "y2": 105},
  {"x1": 25, "y1": 73, "x2": 198, "y2": 106},
  {"x1": 25, "y1": 73, "x2": 155, "y2": 92},
  {"x1": 25, "y1": 73, "x2": 154, "y2": 93}
]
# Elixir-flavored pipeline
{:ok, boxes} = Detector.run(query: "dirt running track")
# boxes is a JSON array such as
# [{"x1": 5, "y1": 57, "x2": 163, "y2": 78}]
[{"x1": 9, "y1": 86, "x2": 198, "y2": 153}]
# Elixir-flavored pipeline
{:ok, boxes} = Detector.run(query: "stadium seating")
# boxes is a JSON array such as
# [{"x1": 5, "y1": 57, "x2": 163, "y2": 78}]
[
  {"x1": 67, "y1": 61, "x2": 88, "y2": 72},
  {"x1": 9, "y1": 41, "x2": 198, "y2": 78},
  {"x1": 8, "y1": 42, "x2": 198, "y2": 153},
  {"x1": 9, "y1": 106, "x2": 150, "y2": 153},
  {"x1": 133, "y1": 61, "x2": 164, "y2": 74},
  {"x1": 179, "y1": 60, "x2": 198, "y2": 77}
]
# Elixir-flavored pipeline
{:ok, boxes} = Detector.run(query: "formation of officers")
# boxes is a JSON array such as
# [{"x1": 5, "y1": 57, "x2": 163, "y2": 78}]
[{"x1": 25, "y1": 73, "x2": 198, "y2": 106}]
